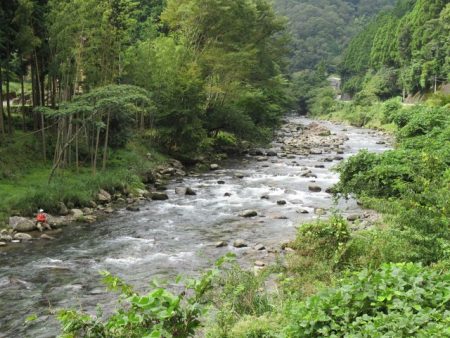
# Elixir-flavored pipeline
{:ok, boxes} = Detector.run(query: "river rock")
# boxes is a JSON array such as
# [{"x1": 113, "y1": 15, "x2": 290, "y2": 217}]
[
  {"x1": 308, "y1": 184, "x2": 322, "y2": 192},
  {"x1": 9, "y1": 217, "x2": 36, "y2": 232},
  {"x1": 71, "y1": 209, "x2": 84, "y2": 219},
  {"x1": 266, "y1": 150, "x2": 277, "y2": 157},
  {"x1": 314, "y1": 208, "x2": 326, "y2": 216},
  {"x1": 249, "y1": 148, "x2": 265, "y2": 156},
  {"x1": 41, "y1": 234, "x2": 55, "y2": 240},
  {"x1": 314, "y1": 164, "x2": 325, "y2": 168},
  {"x1": 347, "y1": 214, "x2": 361, "y2": 222},
  {"x1": 186, "y1": 187, "x2": 196, "y2": 196},
  {"x1": 297, "y1": 208, "x2": 309, "y2": 214},
  {"x1": 233, "y1": 239, "x2": 248, "y2": 248},
  {"x1": 82, "y1": 208, "x2": 94, "y2": 215},
  {"x1": 260, "y1": 194, "x2": 269, "y2": 200},
  {"x1": 210, "y1": 164, "x2": 220, "y2": 170},
  {"x1": 14, "y1": 233, "x2": 32, "y2": 241},
  {"x1": 0, "y1": 234, "x2": 12, "y2": 242},
  {"x1": 97, "y1": 189, "x2": 112, "y2": 203},
  {"x1": 126, "y1": 206, "x2": 140, "y2": 212},
  {"x1": 254, "y1": 244, "x2": 266, "y2": 251},
  {"x1": 0, "y1": 242, "x2": 6, "y2": 247},
  {"x1": 84, "y1": 215, "x2": 97, "y2": 223},
  {"x1": 309, "y1": 149, "x2": 323, "y2": 155},
  {"x1": 224, "y1": 192, "x2": 232, "y2": 197},
  {"x1": 334, "y1": 156, "x2": 344, "y2": 161},
  {"x1": 235, "y1": 173, "x2": 244, "y2": 179},
  {"x1": 239, "y1": 210, "x2": 257, "y2": 217},
  {"x1": 57, "y1": 202, "x2": 69, "y2": 216},
  {"x1": 215, "y1": 241, "x2": 227, "y2": 248},
  {"x1": 256, "y1": 156, "x2": 268, "y2": 162},
  {"x1": 217, "y1": 180, "x2": 225, "y2": 184},
  {"x1": 151, "y1": 192, "x2": 169, "y2": 201},
  {"x1": 277, "y1": 200, "x2": 287, "y2": 205},
  {"x1": 254, "y1": 261, "x2": 265, "y2": 267}
]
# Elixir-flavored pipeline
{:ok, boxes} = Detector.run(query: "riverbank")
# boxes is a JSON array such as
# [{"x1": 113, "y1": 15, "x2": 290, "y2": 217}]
[{"x1": 0, "y1": 116, "x2": 392, "y2": 337}]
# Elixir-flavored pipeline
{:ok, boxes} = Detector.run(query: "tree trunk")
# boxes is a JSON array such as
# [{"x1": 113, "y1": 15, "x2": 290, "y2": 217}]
[
  {"x1": 102, "y1": 111, "x2": 111, "y2": 170},
  {"x1": 0, "y1": 67, "x2": 5, "y2": 136},
  {"x1": 21, "y1": 75, "x2": 26, "y2": 131},
  {"x1": 40, "y1": 107, "x2": 47, "y2": 162},
  {"x1": 93, "y1": 126, "x2": 101, "y2": 175},
  {"x1": 75, "y1": 123, "x2": 79, "y2": 173},
  {"x1": 6, "y1": 66, "x2": 12, "y2": 135}
]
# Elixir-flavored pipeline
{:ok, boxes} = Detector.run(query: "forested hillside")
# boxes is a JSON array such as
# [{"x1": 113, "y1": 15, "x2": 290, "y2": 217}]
[
  {"x1": 0, "y1": 0, "x2": 291, "y2": 222},
  {"x1": 341, "y1": 0, "x2": 450, "y2": 96},
  {"x1": 274, "y1": 0, "x2": 397, "y2": 72}
]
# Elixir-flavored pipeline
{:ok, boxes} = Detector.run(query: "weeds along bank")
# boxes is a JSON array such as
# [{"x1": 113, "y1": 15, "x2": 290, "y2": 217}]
[{"x1": 54, "y1": 96, "x2": 450, "y2": 337}]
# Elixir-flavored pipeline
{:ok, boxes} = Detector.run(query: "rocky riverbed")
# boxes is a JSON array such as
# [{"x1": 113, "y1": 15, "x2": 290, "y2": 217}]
[{"x1": 0, "y1": 116, "x2": 391, "y2": 337}]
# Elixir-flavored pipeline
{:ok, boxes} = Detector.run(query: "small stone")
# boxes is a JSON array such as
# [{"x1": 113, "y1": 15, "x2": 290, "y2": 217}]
[
  {"x1": 235, "y1": 173, "x2": 244, "y2": 179},
  {"x1": 256, "y1": 156, "x2": 268, "y2": 162},
  {"x1": 254, "y1": 261, "x2": 265, "y2": 267},
  {"x1": 217, "y1": 180, "x2": 225, "y2": 184},
  {"x1": 277, "y1": 200, "x2": 287, "y2": 205},
  {"x1": 239, "y1": 210, "x2": 257, "y2": 217},
  {"x1": 215, "y1": 241, "x2": 227, "y2": 248},
  {"x1": 40, "y1": 234, "x2": 55, "y2": 240},
  {"x1": 233, "y1": 239, "x2": 248, "y2": 248},
  {"x1": 151, "y1": 192, "x2": 169, "y2": 201},
  {"x1": 266, "y1": 151, "x2": 277, "y2": 157},
  {"x1": 314, "y1": 164, "x2": 325, "y2": 168},
  {"x1": 126, "y1": 206, "x2": 140, "y2": 212},
  {"x1": 254, "y1": 244, "x2": 266, "y2": 251},
  {"x1": 334, "y1": 156, "x2": 344, "y2": 161},
  {"x1": 210, "y1": 164, "x2": 220, "y2": 170},
  {"x1": 309, "y1": 149, "x2": 323, "y2": 155},
  {"x1": 224, "y1": 192, "x2": 232, "y2": 197},
  {"x1": 0, "y1": 242, "x2": 6, "y2": 247},
  {"x1": 376, "y1": 141, "x2": 386, "y2": 145},
  {"x1": 297, "y1": 209, "x2": 309, "y2": 214},
  {"x1": 347, "y1": 214, "x2": 360, "y2": 222},
  {"x1": 71, "y1": 209, "x2": 84, "y2": 219},
  {"x1": 13, "y1": 233, "x2": 32, "y2": 241},
  {"x1": 11, "y1": 240, "x2": 20, "y2": 243},
  {"x1": 314, "y1": 208, "x2": 326, "y2": 216},
  {"x1": 57, "y1": 202, "x2": 69, "y2": 216},
  {"x1": 308, "y1": 184, "x2": 322, "y2": 192},
  {"x1": 325, "y1": 187, "x2": 335, "y2": 194},
  {"x1": 186, "y1": 187, "x2": 196, "y2": 196},
  {"x1": 260, "y1": 194, "x2": 269, "y2": 200},
  {"x1": 97, "y1": 189, "x2": 112, "y2": 203}
]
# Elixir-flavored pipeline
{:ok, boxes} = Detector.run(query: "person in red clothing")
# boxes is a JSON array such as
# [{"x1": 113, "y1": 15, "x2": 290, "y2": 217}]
[{"x1": 36, "y1": 209, "x2": 51, "y2": 231}]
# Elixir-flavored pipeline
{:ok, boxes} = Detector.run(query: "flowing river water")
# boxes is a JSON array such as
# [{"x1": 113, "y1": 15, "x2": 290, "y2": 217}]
[{"x1": 0, "y1": 117, "x2": 391, "y2": 337}]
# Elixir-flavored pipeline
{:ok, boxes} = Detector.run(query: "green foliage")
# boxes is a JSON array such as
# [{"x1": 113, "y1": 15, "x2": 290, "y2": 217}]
[
  {"x1": 59, "y1": 254, "x2": 236, "y2": 337},
  {"x1": 341, "y1": 0, "x2": 449, "y2": 97},
  {"x1": 284, "y1": 263, "x2": 450, "y2": 337}
]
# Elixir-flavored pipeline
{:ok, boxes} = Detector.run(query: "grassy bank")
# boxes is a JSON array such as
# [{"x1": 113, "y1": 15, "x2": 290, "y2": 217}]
[{"x1": 0, "y1": 132, "x2": 167, "y2": 227}]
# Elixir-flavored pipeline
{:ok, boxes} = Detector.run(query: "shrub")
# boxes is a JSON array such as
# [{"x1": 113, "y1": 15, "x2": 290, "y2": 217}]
[{"x1": 284, "y1": 263, "x2": 450, "y2": 337}]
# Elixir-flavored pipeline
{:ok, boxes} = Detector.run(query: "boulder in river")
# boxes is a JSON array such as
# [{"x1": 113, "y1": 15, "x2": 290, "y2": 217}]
[
  {"x1": 126, "y1": 206, "x2": 140, "y2": 212},
  {"x1": 224, "y1": 192, "x2": 232, "y2": 197},
  {"x1": 249, "y1": 148, "x2": 265, "y2": 156},
  {"x1": 40, "y1": 234, "x2": 55, "y2": 240},
  {"x1": 347, "y1": 214, "x2": 361, "y2": 222},
  {"x1": 9, "y1": 217, "x2": 36, "y2": 232},
  {"x1": 215, "y1": 241, "x2": 227, "y2": 248},
  {"x1": 254, "y1": 244, "x2": 266, "y2": 251},
  {"x1": 239, "y1": 210, "x2": 258, "y2": 217},
  {"x1": 234, "y1": 173, "x2": 244, "y2": 179},
  {"x1": 233, "y1": 239, "x2": 248, "y2": 248},
  {"x1": 277, "y1": 200, "x2": 287, "y2": 205},
  {"x1": 260, "y1": 194, "x2": 270, "y2": 200},
  {"x1": 297, "y1": 208, "x2": 309, "y2": 214},
  {"x1": 217, "y1": 180, "x2": 225, "y2": 184},
  {"x1": 266, "y1": 150, "x2": 277, "y2": 157},
  {"x1": 308, "y1": 184, "x2": 322, "y2": 192},
  {"x1": 0, "y1": 242, "x2": 6, "y2": 247},
  {"x1": 186, "y1": 187, "x2": 197, "y2": 196},
  {"x1": 13, "y1": 233, "x2": 33, "y2": 241},
  {"x1": 151, "y1": 192, "x2": 169, "y2": 201},
  {"x1": 210, "y1": 164, "x2": 220, "y2": 170}
]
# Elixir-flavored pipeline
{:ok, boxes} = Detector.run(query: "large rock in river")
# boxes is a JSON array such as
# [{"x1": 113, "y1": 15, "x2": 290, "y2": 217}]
[
  {"x1": 97, "y1": 189, "x2": 112, "y2": 203},
  {"x1": 239, "y1": 210, "x2": 258, "y2": 217},
  {"x1": 14, "y1": 233, "x2": 33, "y2": 241},
  {"x1": 151, "y1": 192, "x2": 169, "y2": 201},
  {"x1": 9, "y1": 216, "x2": 36, "y2": 232}
]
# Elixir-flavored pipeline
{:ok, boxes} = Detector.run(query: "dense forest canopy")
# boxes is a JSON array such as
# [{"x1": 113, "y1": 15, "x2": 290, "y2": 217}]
[
  {"x1": 340, "y1": 0, "x2": 450, "y2": 96},
  {"x1": 274, "y1": 0, "x2": 398, "y2": 73},
  {"x1": 0, "y1": 0, "x2": 290, "y2": 160}
]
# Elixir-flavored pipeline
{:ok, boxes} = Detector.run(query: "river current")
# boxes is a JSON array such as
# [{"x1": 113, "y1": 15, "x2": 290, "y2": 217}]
[{"x1": 0, "y1": 117, "x2": 390, "y2": 337}]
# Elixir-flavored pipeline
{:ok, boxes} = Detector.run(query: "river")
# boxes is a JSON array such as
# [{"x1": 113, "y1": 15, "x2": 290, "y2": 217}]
[{"x1": 0, "y1": 116, "x2": 390, "y2": 337}]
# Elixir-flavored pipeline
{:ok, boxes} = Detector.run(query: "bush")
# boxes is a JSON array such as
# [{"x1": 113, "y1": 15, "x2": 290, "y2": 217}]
[{"x1": 284, "y1": 263, "x2": 450, "y2": 337}]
